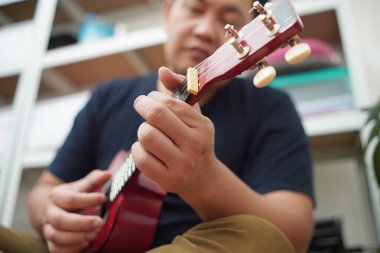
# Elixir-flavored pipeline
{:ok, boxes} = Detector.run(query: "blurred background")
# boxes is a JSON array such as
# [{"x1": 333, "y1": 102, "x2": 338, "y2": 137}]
[{"x1": 0, "y1": 0, "x2": 379, "y2": 252}]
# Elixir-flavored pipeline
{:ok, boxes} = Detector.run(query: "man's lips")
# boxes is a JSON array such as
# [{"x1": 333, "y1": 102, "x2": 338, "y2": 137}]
[{"x1": 185, "y1": 47, "x2": 210, "y2": 61}]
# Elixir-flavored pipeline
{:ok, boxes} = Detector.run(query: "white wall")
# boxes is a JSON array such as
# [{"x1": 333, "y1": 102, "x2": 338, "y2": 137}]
[{"x1": 348, "y1": 0, "x2": 380, "y2": 106}]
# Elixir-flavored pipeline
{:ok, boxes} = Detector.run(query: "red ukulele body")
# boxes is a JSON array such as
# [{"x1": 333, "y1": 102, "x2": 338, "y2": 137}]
[{"x1": 84, "y1": 151, "x2": 166, "y2": 253}]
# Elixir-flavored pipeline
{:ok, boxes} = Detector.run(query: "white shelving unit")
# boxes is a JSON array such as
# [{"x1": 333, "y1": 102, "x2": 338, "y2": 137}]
[
  {"x1": 0, "y1": 0, "x2": 379, "y2": 243},
  {"x1": 0, "y1": 0, "x2": 58, "y2": 226}
]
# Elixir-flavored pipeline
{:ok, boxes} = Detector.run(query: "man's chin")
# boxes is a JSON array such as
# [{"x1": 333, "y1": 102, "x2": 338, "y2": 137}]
[{"x1": 173, "y1": 60, "x2": 206, "y2": 75}]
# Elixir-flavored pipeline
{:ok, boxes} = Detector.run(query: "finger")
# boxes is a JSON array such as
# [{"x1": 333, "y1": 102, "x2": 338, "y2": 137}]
[
  {"x1": 193, "y1": 102, "x2": 201, "y2": 113},
  {"x1": 46, "y1": 204, "x2": 104, "y2": 232},
  {"x1": 47, "y1": 241, "x2": 88, "y2": 253},
  {"x1": 158, "y1": 66, "x2": 185, "y2": 91},
  {"x1": 134, "y1": 95, "x2": 190, "y2": 147},
  {"x1": 44, "y1": 223, "x2": 98, "y2": 246},
  {"x1": 72, "y1": 169, "x2": 112, "y2": 193},
  {"x1": 148, "y1": 91, "x2": 204, "y2": 127},
  {"x1": 137, "y1": 122, "x2": 181, "y2": 166},
  {"x1": 131, "y1": 142, "x2": 170, "y2": 186},
  {"x1": 50, "y1": 187, "x2": 107, "y2": 211}
]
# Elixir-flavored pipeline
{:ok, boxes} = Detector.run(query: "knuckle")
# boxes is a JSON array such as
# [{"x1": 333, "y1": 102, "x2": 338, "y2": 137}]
[
  {"x1": 61, "y1": 194, "x2": 75, "y2": 207},
  {"x1": 43, "y1": 225, "x2": 55, "y2": 242},
  {"x1": 49, "y1": 188, "x2": 59, "y2": 202},
  {"x1": 162, "y1": 97, "x2": 177, "y2": 108},
  {"x1": 203, "y1": 117, "x2": 215, "y2": 134},
  {"x1": 45, "y1": 207, "x2": 58, "y2": 224},
  {"x1": 47, "y1": 242, "x2": 57, "y2": 253},
  {"x1": 137, "y1": 123, "x2": 153, "y2": 144},
  {"x1": 134, "y1": 155, "x2": 150, "y2": 171},
  {"x1": 189, "y1": 138, "x2": 208, "y2": 155},
  {"x1": 46, "y1": 209, "x2": 64, "y2": 229},
  {"x1": 79, "y1": 217, "x2": 95, "y2": 230},
  {"x1": 48, "y1": 211, "x2": 62, "y2": 228},
  {"x1": 146, "y1": 104, "x2": 166, "y2": 122},
  {"x1": 87, "y1": 169, "x2": 102, "y2": 179}
]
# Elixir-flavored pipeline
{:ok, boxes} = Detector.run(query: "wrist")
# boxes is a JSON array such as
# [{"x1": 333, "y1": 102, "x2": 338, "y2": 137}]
[{"x1": 178, "y1": 158, "x2": 230, "y2": 220}]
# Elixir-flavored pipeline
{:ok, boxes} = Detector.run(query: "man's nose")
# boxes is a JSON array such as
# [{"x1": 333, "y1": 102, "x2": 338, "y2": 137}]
[{"x1": 192, "y1": 16, "x2": 222, "y2": 44}]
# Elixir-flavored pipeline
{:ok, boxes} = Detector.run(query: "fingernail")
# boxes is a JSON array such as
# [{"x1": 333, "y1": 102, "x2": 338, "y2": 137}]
[
  {"x1": 92, "y1": 218, "x2": 104, "y2": 229},
  {"x1": 134, "y1": 95, "x2": 143, "y2": 107},
  {"x1": 80, "y1": 241, "x2": 90, "y2": 250},
  {"x1": 86, "y1": 231, "x2": 98, "y2": 240},
  {"x1": 98, "y1": 194, "x2": 107, "y2": 203}
]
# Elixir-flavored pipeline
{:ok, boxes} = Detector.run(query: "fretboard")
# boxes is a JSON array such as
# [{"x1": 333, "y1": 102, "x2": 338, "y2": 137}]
[{"x1": 109, "y1": 154, "x2": 137, "y2": 201}]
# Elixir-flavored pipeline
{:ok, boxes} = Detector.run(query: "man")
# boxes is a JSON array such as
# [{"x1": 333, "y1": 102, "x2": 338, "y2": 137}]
[{"x1": 1, "y1": 0, "x2": 314, "y2": 252}]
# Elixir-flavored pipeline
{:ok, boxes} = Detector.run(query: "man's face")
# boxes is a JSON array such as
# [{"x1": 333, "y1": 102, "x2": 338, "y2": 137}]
[{"x1": 163, "y1": 0, "x2": 253, "y2": 75}]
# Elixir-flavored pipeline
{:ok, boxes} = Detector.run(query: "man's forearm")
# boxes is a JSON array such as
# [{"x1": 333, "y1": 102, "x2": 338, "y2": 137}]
[{"x1": 179, "y1": 159, "x2": 314, "y2": 253}]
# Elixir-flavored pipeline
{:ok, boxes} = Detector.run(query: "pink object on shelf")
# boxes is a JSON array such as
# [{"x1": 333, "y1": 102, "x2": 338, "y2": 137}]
[{"x1": 267, "y1": 38, "x2": 338, "y2": 65}]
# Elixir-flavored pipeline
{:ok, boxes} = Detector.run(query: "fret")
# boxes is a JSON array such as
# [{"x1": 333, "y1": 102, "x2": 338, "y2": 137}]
[{"x1": 109, "y1": 154, "x2": 136, "y2": 201}]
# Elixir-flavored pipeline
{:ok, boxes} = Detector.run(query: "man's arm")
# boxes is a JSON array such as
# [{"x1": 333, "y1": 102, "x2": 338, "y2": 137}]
[
  {"x1": 180, "y1": 159, "x2": 314, "y2": 253},
  {"x1": 132, "y1": 67, "x2": 314, "y2": 253}
]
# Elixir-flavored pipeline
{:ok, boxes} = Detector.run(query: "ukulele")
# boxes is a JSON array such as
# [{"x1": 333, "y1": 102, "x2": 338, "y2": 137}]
[{"x1": 84, "y1": 0, "x2": 310, "y2": 252}]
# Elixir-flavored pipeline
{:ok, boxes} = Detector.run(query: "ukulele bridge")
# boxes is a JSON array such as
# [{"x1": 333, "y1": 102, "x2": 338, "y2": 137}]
[{"x1": 186, "y1": 67, "x2": 199, "y2": 95}]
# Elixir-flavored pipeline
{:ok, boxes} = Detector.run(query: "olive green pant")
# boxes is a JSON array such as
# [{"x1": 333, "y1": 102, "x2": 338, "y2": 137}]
[{"x1": 0, "y1": 215, "x2": 294, "y2": 253}]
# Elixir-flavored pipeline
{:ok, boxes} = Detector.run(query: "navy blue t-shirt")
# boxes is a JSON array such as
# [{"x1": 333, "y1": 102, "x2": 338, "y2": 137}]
[{"x1": 49, "y1": 73, "x2": 314, "y2": 247}]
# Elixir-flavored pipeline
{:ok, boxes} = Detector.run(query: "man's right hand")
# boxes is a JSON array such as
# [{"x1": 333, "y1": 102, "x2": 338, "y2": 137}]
[{"x1": 29, "y1": 170, "x2": 111, "y2": 253}]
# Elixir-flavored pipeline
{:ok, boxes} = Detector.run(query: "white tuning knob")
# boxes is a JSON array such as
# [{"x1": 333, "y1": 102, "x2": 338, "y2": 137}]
[
  {"x1": 253, "y1": 66, "x2": 276, "y2": 88},
  {"x1": 285, "y1": 43, "x2": 311, "y2": 64}
]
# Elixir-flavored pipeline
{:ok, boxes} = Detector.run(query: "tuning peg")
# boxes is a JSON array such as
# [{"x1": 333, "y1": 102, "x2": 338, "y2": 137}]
[
  {"x1": 250, "y1": 1, "x2": 280, "y2": 36},
  {"x1": 285, "y1": 36, "x2": 311, "y2": 64},
  {"x1": 225, "y1": 24, "x2": 250, "y2": 59},
  {"x1": 253, "y1": 59, "x2": 276, "y2": 88}
]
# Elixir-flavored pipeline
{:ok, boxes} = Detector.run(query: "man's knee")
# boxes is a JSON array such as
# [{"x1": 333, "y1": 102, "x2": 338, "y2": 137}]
[
  {"x1": 148, "y1": 215, "x2": 295, "y2": 253},
  {"x1": 0, "y1": 225, "x2": 49, "y2": 253},
  {"x1": 231, "y1": 215, "x2": 295, "y2": 252},
  {"x1": 184, "y1": 215, "x2": 295, "y2": 253}
]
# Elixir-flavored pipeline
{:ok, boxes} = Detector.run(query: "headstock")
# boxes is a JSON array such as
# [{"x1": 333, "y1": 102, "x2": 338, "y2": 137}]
[{"x1": 173, "y1": 0, "x2": 311, "y2": 106}]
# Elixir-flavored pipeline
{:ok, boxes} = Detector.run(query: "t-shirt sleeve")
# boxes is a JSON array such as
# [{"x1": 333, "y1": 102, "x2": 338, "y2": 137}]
[
  {"x1": 242, "y1": 91, "x2": 314, "y2": 200},
  {"x1": 48, "y1": 84, "x2": 107, "y2": 182}
]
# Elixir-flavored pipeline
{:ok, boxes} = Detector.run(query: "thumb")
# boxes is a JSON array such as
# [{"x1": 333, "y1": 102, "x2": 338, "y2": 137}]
[
  {"x1": 193, "y1": 103, "x2": 201, "y2": 112},
  {"x1": 158, "y1": 66, "x2": 185, "y2": 92},
  {"x1": 73, "y1": 170, "x2": 112, "y2": 193}
]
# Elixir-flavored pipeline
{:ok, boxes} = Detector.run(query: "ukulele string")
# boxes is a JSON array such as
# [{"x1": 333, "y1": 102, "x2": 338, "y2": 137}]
[
  {"x1": 195, "y1": 24, "x2": 263, "y2": 80},
  {"x1": 175, "y1": 23, "x2": 264, "y2": 97},
  {"x1": 179, "y1": 21, "x2": 264, "y2": 95}
]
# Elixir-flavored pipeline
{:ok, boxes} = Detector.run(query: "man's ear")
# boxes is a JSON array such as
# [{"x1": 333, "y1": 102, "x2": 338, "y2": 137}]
[{"x1": 163, "y1": 0, "x2": 174, "y2": 31}]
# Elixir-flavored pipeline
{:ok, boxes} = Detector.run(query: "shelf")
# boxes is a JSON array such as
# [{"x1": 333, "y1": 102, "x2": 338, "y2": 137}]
[
  {"x1": 42, "y1": 0, "x2": 338, "y2": 69},
  {"x1": 0, "y1": 92, "x2": 367, "y2": 169},
  {"x1": 43, "y1": 26, "x2": 166, "y2": 69},
  {"x1": 0, "y1": 0, "x2": 24, "y2": 7},
  {"x1": 0, "y1": 91, "x2": 90, "y2": 169},
  {"x1": 1, "y1": 0, "x2": 338, "y2": 77},
  {"x1": 0, "y1": 20, "x2": 35, "y2": 78},
  {"x1": 22, "y1": 148, "x2": 56, "y2": 169},
  {"x1": 302, "y1": 109, "x2": 366, "y2": 137}
]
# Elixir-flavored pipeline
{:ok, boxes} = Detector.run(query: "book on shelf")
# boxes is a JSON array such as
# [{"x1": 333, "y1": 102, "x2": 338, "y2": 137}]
[{"x1": 269, "y1": 66, "x2": 354, "y2": 116}]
